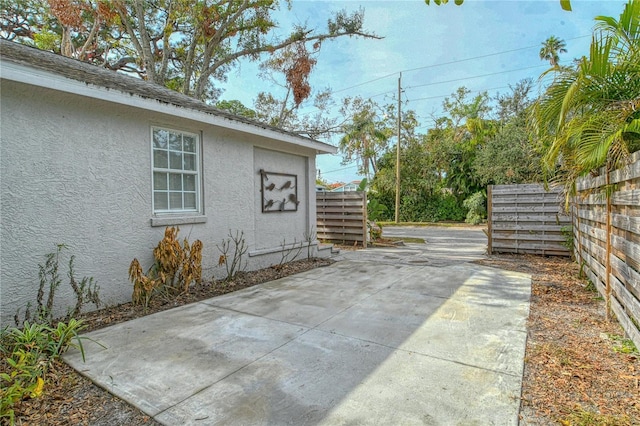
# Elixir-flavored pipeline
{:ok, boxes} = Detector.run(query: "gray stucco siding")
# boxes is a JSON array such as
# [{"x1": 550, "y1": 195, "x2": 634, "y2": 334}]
[
  {"x1": 253, "y1": 147, "x2": 309, "y2": 251},
  {"x1": 0, "y1": 80, "x2": 322, "y2": 326}
]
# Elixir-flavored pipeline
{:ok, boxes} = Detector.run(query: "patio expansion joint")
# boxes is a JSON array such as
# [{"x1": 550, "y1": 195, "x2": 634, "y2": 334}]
[
  {"x1": 201, "y1": 263, "x2": 415, "y2": 331},
  {"x1": 152, "y1": 324, "x2": 317, "y2": 420},
  {"x1": 198, "y1": 300, "x2": 314, "y2": 328},
  {"x1": 312, "y1": 328, "x2": 524, "y2": 379},
  {"x1": 154, "y1": 260, "x2": 526, "y2": 420},
  {"x1": 152, "y1": 282, "x2": 401, "y2": 419}
]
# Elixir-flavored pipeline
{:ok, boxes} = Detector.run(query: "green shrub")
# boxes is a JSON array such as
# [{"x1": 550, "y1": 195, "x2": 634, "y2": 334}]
[
  {"x1": 3, "y1": 319, "x2": 88, "y2": 364},
  {"x1": 1, "y1": 319, "x2": 89, "y2": 424},
  {"x1": 0, "y1": 349, "x2": 43, "y2": 425},
  {"x1": 368, "y1": 191, "x2": 468, "y2": 223},
  {"x1": 435, "y1": 194, "x2": 467, "y2": 221},
  {"x1": 463, "y1": 191, "x2": 486, "y2": 225},
  {"x1": 367, "y1": 198, "x2": 388, "y2": 222},
  {"x1": 3, "y1": 245, "x2": 101, "y2": 424},
  {"x1": 399, "y1": 193, "x2": 466, "y2": 222},
  {"x1": 560, "y1": 225, "x2": 574, "y2": 252}
]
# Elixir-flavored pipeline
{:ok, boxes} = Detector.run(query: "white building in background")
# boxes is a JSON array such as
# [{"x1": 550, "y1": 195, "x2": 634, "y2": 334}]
[{"x1": 331, "y1": 181, "x2": 363, "y2": 192}]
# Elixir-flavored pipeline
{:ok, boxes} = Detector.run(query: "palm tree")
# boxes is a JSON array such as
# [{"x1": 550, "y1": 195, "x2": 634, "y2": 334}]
[
  {"x1": 539, "y1": 36, "x2": 568, "y2": 66},
  {"x1": 531, "y1": 0, "x2": 640, "y2": 190},
  {"x1": 339, "y1": 102, "x2": 389, "y2": 181}
]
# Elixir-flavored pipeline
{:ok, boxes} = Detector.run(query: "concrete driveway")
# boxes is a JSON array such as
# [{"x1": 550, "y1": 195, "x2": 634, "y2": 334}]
[
  {"x1": 64, "y1": 226, "x2": 531, "y2": 425},
  {"x1": 339, "y1": 225, "x2": 487, "y2": 266}
]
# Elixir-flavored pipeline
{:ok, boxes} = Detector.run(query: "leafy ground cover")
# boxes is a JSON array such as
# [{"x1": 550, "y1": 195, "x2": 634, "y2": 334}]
[{"x1": 2, "y1": 254, "x2": 637, "y2": 425}]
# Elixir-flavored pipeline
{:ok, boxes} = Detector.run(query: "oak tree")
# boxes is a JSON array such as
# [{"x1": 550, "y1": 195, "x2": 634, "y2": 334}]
[{"x1": 1, "y1": 1, "x2": 379, "y2": 103}]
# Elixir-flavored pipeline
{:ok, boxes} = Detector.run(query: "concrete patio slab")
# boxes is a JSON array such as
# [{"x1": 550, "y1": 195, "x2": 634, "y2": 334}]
[
  {"x1": 320, "y1": 347, "x2": 521, "y2": 426},
  {"x1": 64, "y1": 226, "x2": 531, "y2": 425},
  {"x1": 292, "y1": 259, "x2": 418, "y2": 286},
  {"x1": 317, "y1": 285, "x2": 452, "y2": 348},
  {"x1": 155, "y1": 330, "x2": 521, "y2": 426},
  {"x1": 68, "y1": 302, "x2": 307, "y2": 416},
  {"x1": 154, "y1": 330, "x2": 398, "y2": 425},
  {"x1": 336, "y1": 225, "x2": 487, "y2": 267},
  {"x1": 318, "y1": 265, "x2": 530, "y2": 376}
]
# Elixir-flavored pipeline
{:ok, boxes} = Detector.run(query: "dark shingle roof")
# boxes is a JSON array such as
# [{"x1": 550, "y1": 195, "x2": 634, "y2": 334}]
[{"x1": 0, "y1": 39, "x2": 333, "y2": 150}]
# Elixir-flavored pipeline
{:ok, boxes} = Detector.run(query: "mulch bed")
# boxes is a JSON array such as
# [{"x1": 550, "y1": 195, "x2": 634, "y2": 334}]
[{"x1": 3, "y1": 254, "x2": 638, "y2": 425}]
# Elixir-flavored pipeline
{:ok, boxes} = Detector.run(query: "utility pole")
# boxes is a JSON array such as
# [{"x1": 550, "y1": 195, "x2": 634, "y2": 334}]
[{"x1": 394, "y1": 73, "x2": 402, "y2": 224}]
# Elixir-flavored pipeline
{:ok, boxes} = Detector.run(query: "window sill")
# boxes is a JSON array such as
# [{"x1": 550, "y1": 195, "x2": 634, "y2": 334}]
[{"x1": 150, "y1": 215, "x2": 207, "y2": 227}]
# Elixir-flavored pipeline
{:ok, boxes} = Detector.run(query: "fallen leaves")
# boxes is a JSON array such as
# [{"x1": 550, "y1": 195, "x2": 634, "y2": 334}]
[{"x1": 477, "y1": 254, "x2": 639, "y2": 425}]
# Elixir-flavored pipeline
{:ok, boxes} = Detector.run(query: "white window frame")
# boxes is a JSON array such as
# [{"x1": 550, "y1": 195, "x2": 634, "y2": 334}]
[{"x1": 151, "y1": 126, "x2": 201, "y2": 215}]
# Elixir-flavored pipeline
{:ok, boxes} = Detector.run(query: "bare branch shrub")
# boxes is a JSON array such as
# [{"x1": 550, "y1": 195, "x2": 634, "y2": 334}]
[{"x1": 216, "y1": 230, "x2": 248, "y2": 281}]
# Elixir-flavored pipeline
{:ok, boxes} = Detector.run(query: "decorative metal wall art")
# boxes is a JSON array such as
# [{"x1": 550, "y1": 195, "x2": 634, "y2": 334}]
[{"x1": 260, "y1": 170, "x2": 299, "y2": 213}]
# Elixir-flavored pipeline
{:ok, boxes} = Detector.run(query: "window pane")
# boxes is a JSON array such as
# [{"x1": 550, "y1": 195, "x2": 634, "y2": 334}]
[
  {"x1": 184, "y1": 174, "x2": 196, "y2": 191},
  {"x1": 183, "y1": 136, "x2": 196, "y2": 153},
  {"x1": 154, "y1": 172, "x2": 168, "y2": 190},
  {"x1": 152, "y1": 128, "x2": 200, "y2": 214},
  {"x1": 169, "y1": 132, "x2": 182, "y2": 151},
  {"x1": 184, "y1": 193, "x2": 196, "y2": 209},
  {"x1": 154, "y1": 150, "x2": 168, "y2": 168},
  {"x1": 169, "y1": 173, "x2": 182, "y2": 190},
  {"x1": 183, "y1": 153, "x2": 196, "y2": 171},
  {"x1": 169, "y1": 192, "x2": 183, "y2": 210},
  {"x1": 154, "y1": 192, "x2": 168, "y2": 210},
  {"x1": 153, "y1": 129, "x2": 168, "y2": 149},
  {"x1": 169, "y1": 152, "x2": 182, "y2": 169}
]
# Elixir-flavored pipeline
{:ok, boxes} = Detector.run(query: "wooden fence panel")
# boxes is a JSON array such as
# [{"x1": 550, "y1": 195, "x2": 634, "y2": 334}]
[
  {"x1": 316, "y1": 192, "x2": 367, "y2": 247},
  {"x1": 574, "y1": 150, "x2": 640, "y2": 350},
  {"x1": 488, "y1": 184, "x2": 571, "y2": 256}
]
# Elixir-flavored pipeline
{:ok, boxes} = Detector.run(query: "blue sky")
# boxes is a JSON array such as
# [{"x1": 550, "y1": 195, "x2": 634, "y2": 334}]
[{"x1": 219, "y1": 0, "x2": 626, "y2": 184}]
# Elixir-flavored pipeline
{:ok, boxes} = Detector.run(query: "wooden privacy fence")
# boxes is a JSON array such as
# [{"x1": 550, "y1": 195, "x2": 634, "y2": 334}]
[
  {"x1": 573, "y1": 150, "x2": 640, "y2": 349},
  {"x1": 488, "y1": 184, "x2": 571, "y2": 256},
  {"x1": 316, "y1": 191, "x2": 367, "y2": 247}
]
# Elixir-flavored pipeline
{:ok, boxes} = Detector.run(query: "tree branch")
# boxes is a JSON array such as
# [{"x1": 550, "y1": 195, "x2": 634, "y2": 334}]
[
  {"x1": 133, "y1": 1, "x2": 156, "y2": 82},
  {"x1": 78, "y1": 13, "x2": 101, "y2": 61},
  {"x1": 194, "y1": 29, "x2": 380, "y2": 99}
]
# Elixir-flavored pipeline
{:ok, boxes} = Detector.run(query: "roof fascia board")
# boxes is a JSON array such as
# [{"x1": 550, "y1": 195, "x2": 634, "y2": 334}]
[{"x1": 1, "y1": 60, "x2": 337, "y2": 155}]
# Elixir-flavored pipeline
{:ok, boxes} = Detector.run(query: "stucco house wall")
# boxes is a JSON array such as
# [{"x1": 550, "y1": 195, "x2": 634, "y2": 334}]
[{"x1": 0, "y1": 41, "x2": 335, "y2": 326}]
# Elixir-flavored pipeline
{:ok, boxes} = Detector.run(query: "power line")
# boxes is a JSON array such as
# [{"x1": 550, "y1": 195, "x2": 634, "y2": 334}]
[
  {"x1": 369, "y1": 90, "x2": 395, "y2": 99},
  {"x1": 399, "y1": 34, "x2": 589, "y2": 74},
  {"x1": 408, "y1": 85, "x2": 512, "y2": 103},
  {"x1": 320, "y1": 164, "x2": 359, "y2": 175},
  {"x1": 405, "y1": 64, "x2": 548, "y2": 91},
  {"x1": 331, "y1": 35, "x2": 590, "y2": 95},
  {"x1": 332, "y1": 72, "x2": 398, "y2": 94},
  {"x1": 350, "y1": 61, "x2": 555, "y2": 102},
  {"x1": 364, "y1": 64, "x2": 544, "y2": 102}
]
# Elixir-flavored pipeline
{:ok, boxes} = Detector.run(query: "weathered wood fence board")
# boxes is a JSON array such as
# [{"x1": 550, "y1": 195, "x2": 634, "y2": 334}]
[
  {"x1": 488, "y1": 184, "x2": 571, "y2": 256},
  {"x1": 487, "y1": 151, "x2": 640, "y2": 348},
  {"x1": 573, "y1": 150, "x2": 640, "y2": 350},
  {"x1": 316, "y1": 192, "x2": 367, "y2": 247}
]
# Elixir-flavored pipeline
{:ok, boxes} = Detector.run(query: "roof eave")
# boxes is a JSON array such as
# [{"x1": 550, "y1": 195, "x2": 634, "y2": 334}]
[{"x1": 0, "y1": 42, "x2": 337, "y2": 155}]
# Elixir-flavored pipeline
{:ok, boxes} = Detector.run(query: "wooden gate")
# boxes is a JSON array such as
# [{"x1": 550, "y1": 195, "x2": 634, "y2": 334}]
[
  {"x1": 316, "y1": 191, "x2": 367, "y2": 247},
  {"x1": 487, "y1": 184, "x2": 571, "y2": 256}
]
